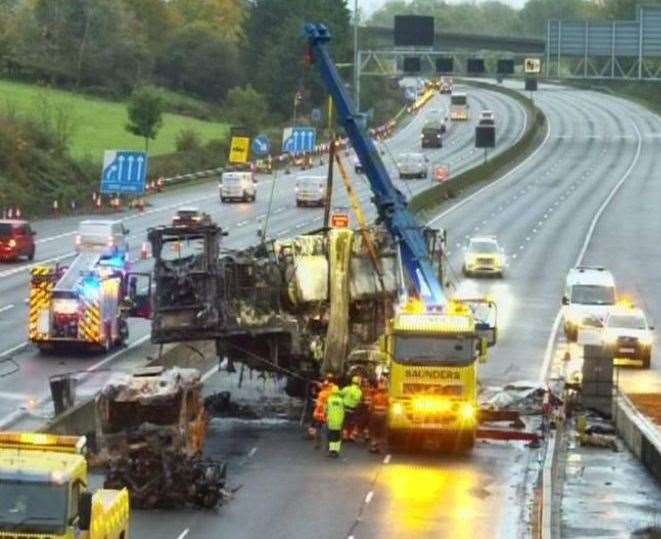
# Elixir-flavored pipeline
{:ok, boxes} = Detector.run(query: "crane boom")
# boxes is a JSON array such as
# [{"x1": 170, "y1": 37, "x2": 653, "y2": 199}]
[{"x1": 304, "y1": 23, "x2": 446, "y2": 307}]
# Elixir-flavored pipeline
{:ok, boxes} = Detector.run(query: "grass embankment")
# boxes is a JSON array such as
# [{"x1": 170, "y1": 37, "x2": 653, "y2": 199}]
[
  {"x1": 0, "y1": 79, "x2": 228, "y2": 159},
  {"x1": 409, "y1": 81, "x2": 547, "y2": 218}
]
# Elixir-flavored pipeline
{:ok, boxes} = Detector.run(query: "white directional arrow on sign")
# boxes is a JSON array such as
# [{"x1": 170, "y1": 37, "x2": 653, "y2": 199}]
[
  {"x1": 118, "y1": 155, "x2": 125, "y2": 180},
  {"x1": 136, "y1": 156, "x2": 144, "y2": 182},
  {"x1": 127, "y1": 155, "x2": 134, "y2": 180}
]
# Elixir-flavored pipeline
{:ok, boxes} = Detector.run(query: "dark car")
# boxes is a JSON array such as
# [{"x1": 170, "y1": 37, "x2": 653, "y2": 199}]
[
  {"x1": 0, "y1": 220, "x2": 36, "y2": 261},
  {"x1": 420, "y1": 121, "x2": 444, "y2": 148}
]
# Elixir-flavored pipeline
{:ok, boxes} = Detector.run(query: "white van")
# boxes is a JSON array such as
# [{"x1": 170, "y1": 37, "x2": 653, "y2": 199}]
[
  {"x1": 220, "y1": 171, "x2": 256, "y2": 203},
  {"x1": 295, "y1": 176, "x2": 326, "y2": 207},
  {"x1": 563, "y1": 266, "x2": 616, "y2": 341},
  {"x1": 75, "y1": 220, "x2": 129, "y2": 256}
]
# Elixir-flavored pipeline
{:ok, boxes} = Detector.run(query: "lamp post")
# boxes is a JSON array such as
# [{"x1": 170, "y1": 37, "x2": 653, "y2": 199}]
[{"x1": 353, "y1": 0, "x2": 359, "y2": 109}]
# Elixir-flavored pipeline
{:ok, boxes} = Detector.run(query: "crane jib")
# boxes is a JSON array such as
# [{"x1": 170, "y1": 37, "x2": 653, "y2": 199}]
[{"x1": 304, "y1": 23, "x2": 446, "y2": 307}]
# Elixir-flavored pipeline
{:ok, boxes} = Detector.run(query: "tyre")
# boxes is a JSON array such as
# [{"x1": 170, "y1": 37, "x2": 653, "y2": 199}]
[
  {"x1": 243, "y1": 193, "x2": 249, "y2": 202},
  {"x1": 27, "y1": 249, "x2": 35, "y2": 261},
  {"x1": 296, "y1": 200, "x2": 301, "y2": 207},
  {"x1": 641, "y1": 350, "x2": 652, "y2": 369},
  {"x1": 251, "y1": 193, "x2": 256, "y2": 202},
  {"x1": 462, "y1": 265, "x2": 470, "y2": 277}
]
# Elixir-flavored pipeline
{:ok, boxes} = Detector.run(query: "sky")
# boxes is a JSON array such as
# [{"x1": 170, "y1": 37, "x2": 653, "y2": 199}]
[{"x1": 354, "y1": 0, "x2": 527, "y2": 17}]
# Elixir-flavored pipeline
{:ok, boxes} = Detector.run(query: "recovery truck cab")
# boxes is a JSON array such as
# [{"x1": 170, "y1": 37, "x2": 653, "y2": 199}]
[
  {"x1": 0, "y1": 431, "x2": 129, "y2": 538},
  {"x1": 384, "y1": 301, "x2": 490, "y2": 451}
]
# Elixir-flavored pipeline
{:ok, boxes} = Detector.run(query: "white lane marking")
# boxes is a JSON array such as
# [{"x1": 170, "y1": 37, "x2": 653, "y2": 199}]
[
  {"x1": 538, "y1": 121, "x2": 643, "y2": 384},
  {"x1": 248, "y1": 446, "x2": 258, "y2": 458},
  {"x1": 383, "y1": 454, "x2": 391, "y2": 464},
  {"x1": 0, "y1": 305, "x2": 14, "y2": 314},
  {"x1": 176, "y1": 529, "x2": 190, "y2": 539},
  {"x1": 0, "y1": 252, "x2": 75, "y2": 279},
  {"x1": 427, "y1": 115, "x2": 552, "y2": 225},
  {"x1": 365, "y1": 490, "x2": 374, "y2": 504},
  {"x1": 0, "y1": 391, "x2": 31, "y2": 401}
]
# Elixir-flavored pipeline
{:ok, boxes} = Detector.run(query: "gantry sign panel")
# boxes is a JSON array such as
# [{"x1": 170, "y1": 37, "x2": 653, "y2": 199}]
[{"x1": 546, "y1": 6, "x2": 661, "y2": 80}]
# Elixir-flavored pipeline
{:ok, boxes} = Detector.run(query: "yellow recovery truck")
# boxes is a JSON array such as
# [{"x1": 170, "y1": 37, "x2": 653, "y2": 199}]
[
  {"x1": 0, "y1": 431, "x2": 129, "y2": 538},
  {"x1": 384, "y1": 300, "x2": 491, "y2": 451}
]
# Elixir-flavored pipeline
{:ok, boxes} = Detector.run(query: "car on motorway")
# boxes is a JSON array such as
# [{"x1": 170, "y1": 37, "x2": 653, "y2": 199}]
[
  {"x1": 397, "y1": 153, "x2": 429, "y2": 179},
  {"x1": 295, "y1": 176, "x2": 327, "y2": 207},
  {"x1": 479, "y1": 110, "x2": 496, "y2": 126},
  {"x1": 172, "y1": 207, "x2": 211, "y2": 227},
  {"x1": 0, "y1": 219, "x2": 36, "y2": 261},
  {"x1": 425, "y1": 109, "x2": 448, "y2": 133},
  {"x1": 563, "y1": 266, "x2": 616, "y2": 342},
  {"x1": 462, "y1": 236, "x2": 505, "y2": 277},
  {"x1": 220, "y1": 171, "x2": 256, "y2": 203},
  {"x1": 75, "y1": 219, "x2": 129, "y2": 256},
  {"x1": 603, "y1": 305, "x2": 654, "y2": 368},
  {"x1": 420, "y1": 120, "x2": 444, "y2": 148}
]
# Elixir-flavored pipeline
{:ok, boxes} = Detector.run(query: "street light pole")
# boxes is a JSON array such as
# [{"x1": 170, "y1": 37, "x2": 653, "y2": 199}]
[{"x1": 353, "y1": 0, "x2": 359, "y2": 111}]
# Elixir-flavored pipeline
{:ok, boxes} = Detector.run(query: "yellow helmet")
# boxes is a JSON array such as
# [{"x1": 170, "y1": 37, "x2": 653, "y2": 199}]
[{"x1": 352, "y1": 375, "x2": 361, "y2": 385}]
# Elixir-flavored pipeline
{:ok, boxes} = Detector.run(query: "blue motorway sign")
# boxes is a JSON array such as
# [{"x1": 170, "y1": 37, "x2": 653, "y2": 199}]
[
  {"x1": 282, "y1": 127, "x2": 316, "y2": 154},
  {"x1": 101, "y1": 150, "x2": 149, "y2": 194},
  {"x1": 252, "y1": 134, "x2": 272, "y2": 157}
]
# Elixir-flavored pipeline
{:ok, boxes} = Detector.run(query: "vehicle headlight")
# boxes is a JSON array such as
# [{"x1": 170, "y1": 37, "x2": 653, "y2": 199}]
[{"x1": 460, "y1": 403, "x2": 476, "y2": 421}]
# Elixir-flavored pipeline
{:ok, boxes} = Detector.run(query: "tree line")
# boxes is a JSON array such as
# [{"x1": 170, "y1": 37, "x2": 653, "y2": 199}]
[{"x1": 0, "y1": 0, "x2": 351, "y2": 129}]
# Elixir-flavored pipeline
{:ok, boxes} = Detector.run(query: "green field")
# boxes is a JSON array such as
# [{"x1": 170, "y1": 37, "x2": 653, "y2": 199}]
[{"x1": 0, "y1": 79, "x2": 228, "y2": 159}]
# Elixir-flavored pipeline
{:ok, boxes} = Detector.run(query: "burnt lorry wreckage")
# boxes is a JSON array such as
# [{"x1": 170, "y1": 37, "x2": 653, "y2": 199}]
[
  {"x1": 146, "y1": 217, "x2": 448, "y2": 391},
  {"x1": 95, "y1": 366, "x2": 228, "y2": 508}
]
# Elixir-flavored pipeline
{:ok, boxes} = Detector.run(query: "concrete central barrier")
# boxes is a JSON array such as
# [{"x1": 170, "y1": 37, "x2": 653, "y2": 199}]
[{"x1": 613, "y1": 394, "x2": 661, "y2": 485}]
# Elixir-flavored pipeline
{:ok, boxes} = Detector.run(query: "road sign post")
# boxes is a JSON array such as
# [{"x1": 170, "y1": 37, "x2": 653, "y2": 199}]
[{"x1": 101, "y1": 150, "x2": 149, "y2": 195}]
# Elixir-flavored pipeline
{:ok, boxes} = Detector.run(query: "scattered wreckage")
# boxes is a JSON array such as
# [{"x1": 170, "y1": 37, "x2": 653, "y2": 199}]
[{"x1": 95, "y1": 366, "x2": 228, "y2": 509}]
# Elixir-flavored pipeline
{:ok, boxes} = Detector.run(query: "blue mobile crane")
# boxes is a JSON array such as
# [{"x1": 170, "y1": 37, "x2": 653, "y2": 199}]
[
  {"x1": 305, "y1": 23, "x2": 446, "y2": 307},
  {"x1": 306, "y1": 26, "x2": 506, "y2": 450}
]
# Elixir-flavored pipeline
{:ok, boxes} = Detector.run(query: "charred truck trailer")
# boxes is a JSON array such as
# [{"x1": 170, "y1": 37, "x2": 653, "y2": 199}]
[{"x1": 147, "y1": 220, "x2": 447, "y2": 390}]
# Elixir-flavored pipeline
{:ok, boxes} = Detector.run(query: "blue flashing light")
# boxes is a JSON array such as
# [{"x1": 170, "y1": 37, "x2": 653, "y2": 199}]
[{"x1": 80, "y1": 277, "x2": 101, "y2": 301}]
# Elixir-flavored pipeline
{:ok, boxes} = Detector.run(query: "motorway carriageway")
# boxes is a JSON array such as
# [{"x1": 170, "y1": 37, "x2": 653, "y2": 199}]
[
  {"x1": 0, "y1": 85, "x2": 525, "y2": 432},
  {"x1": 131, "y1": 83, "x2": 661, "y2": 538}
]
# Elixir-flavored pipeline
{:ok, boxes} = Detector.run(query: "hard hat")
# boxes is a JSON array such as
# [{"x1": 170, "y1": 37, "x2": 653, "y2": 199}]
[
  {"x1": 352, "y1": 375, "x2": 361, "y2": 385},
  {"x1": 325, "y1": 372, "x2": 335, "y2": 382}
]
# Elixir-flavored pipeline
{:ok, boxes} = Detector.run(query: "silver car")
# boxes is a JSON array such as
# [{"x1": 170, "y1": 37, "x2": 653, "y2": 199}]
[{"x1": 397, "y1": 153, "x2": 429, "y2": 179}]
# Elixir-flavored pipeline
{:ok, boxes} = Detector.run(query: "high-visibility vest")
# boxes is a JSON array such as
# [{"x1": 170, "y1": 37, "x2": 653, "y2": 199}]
[
  {"x1": 326, "y1": 394, "x2": 345, "y2": 430},
  {"x1": 314, "y1": 384, "x2": 338, "y2": 422},
  {"x1": 341, "y1": 384, "x2": 362, "y2": 410}
]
